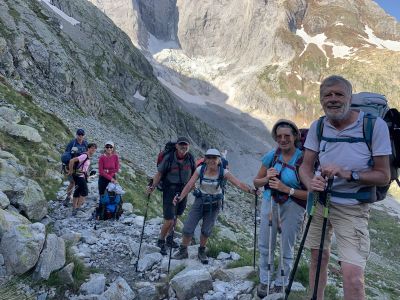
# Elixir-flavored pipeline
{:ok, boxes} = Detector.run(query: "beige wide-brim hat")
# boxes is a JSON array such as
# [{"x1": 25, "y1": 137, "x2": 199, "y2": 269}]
[{"x1": 271, "y1": 119, "x2": 301, "y2": 141}]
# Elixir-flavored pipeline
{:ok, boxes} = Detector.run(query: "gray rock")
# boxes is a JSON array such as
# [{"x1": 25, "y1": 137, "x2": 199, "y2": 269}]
[
  {"x1": 57, "y1": 262, "x2": 75, "y2": 285},
  {"x1": 33, "y1": 233, "x2": 66, "y2": 280},
  {"x1": 170, "y1": 268, "x2": 213, "y2": 300},
  {"x1": 122, "y1": 203, "x2": 133, "y2": 215},
  {"x1": 101, "y1": 276, "x2": 136, "y2": 300},
  {"x1": 0, "y1": 254, "x2": 4, "y2": 265},
  {"x1": 130, "y1": 241, "x2": 160, "y2": 258},
  {"x1": 230, "y1": 252, "x2": 241, "y2": 261},
  {"x1": 0, "y1": 208, "x2": 30, "y2": 239},
  {"x1": 80, "y1": 273, "x2": 106, "y2": 295},
  {"x1": 212, "y1": 266, "x2": 255, "y2": 282},
  {"x1": 8, "y1": 177, "x2": 48, "y2": 221},
  {"x1": 137, "y1": 284, "x2": 157, "y2": 300},
  {"x1": 216, "y1": 252, "x2": 230, "y2": 260},
  {"x1": 0, "y1": 191, "x2": 9, "y2": 209},
  {"x1": 61, "y1": 230, "x2": 82, "y2": 244},
  {"x1": 137, "y1": 252, "x2": 163, "y2": 272},
  {"x1": 0, "y1": 222, "x2": 46, "y2": 275}
]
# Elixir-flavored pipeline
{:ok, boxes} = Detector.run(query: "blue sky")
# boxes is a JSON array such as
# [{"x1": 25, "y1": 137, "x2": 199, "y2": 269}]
[{"x1": 373, "y1": 0, "x2": 400, "y2": 21}]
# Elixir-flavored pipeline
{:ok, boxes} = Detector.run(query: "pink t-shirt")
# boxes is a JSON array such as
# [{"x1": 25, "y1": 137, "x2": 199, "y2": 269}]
[
  {"x1": 99, "y1": 154, "x2": 120, "y2": 180},
  {"x1": 76, "y1": 154, "x2": 90, "y2": 178}
]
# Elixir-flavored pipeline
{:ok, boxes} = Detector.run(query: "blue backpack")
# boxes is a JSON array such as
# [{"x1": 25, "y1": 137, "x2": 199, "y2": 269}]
[
  {"x1": 316, "y1": 92, "x2": 400, "y2": 202},
  {"x1": 96, "y1": 191, "x2": 123, "y2": 220}
]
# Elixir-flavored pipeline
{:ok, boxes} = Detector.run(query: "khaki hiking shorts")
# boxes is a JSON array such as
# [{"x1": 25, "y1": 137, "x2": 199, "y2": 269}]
[{"x1": 305, "y1": 202, "x2": 370, "y2": 269}]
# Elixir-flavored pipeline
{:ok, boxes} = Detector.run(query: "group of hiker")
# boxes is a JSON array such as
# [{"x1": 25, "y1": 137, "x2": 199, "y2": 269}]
[
  {"x1": 62, "y1": 129, "x2": 120, "y2": 217},
  {"x1": 61, "y1": 74, "x2": 395, "y2": 300}
]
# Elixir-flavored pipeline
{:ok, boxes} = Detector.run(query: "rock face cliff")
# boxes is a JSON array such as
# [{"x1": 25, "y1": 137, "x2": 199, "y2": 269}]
[
  {"x1": 90, "y1": 0, "x2": 400, "y2": 123},
  {"x1": 0, "y1": 0, "x2": 219, "y2": 172}
]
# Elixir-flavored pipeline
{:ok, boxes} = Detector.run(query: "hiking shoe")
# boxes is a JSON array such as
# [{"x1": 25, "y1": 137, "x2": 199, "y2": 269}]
[
  {"x1": 63, "y1": 196, "x2": 70, "y2": 207},
  {"x1": 172, "y1": 245, "x2": 188, "y2": 260},
  {"x1": 198, "y1": 246, "x2": 208, "y2": 264},
  {"x1": 257, "y1": 283, "x2": 270, "y2": 298},
  {"x1": 166, "y1": 235, "x2": 179, "y2": 248},
  {"x1": 157, "y1": 239, "x2": 167, "y2": 256}
]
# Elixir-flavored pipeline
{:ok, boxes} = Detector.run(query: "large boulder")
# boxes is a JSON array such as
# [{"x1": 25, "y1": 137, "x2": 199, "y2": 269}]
[
  {"x1": 8, "y1": 177, "x2": 48, "y2": 221},
  {"x1": 0, "y1": 107, "x2": 42, "y2": 143},
  {"x1": 0, "y1": 222, "x2": 45, "y2": 275},
  {"x1": 0, "y1": 208, "x2": 30, "y2": 239},
  {"x1": 33, "y1": 233, "x2": 66, "y2": 280},
  {"x1": 170, "y1": 268, "x2": 213, "y2": 300}
]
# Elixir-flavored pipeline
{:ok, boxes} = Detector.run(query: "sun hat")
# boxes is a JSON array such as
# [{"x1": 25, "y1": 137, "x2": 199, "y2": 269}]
[
  {"x1": 271, "y1": 119, "x2": 301, "y2": 141},
  {"x1": 205, "y1": 149, "x2": 221, "y2": 157},
  {"x1": 176, "y1": 136, "x2": 190, "y2": 144},
  {"x1": 105, "y1": 141, "x2": 114, "y2": 147}
]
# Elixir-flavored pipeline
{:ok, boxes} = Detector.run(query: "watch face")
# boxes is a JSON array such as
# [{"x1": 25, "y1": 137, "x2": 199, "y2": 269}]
[{"x1": 352, "y1": 171, "x2": 360, "y2": 181}]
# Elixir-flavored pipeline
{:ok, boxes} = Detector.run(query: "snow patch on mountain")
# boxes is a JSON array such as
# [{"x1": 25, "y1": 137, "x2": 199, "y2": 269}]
[
  {"x1": 296, "y1": 26, "x2": 354, "y2": 65},
  {"x1": 37, "y1": 0, "x2": 80, "y2": 25},
  {"x1": 363, "y1": 26, "x2": 400, "y2": 51}
]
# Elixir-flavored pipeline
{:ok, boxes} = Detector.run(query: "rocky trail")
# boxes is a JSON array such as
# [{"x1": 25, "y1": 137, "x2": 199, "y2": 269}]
[{"x1": 41, "y1": 175, "x2": 305, "y2": 299}]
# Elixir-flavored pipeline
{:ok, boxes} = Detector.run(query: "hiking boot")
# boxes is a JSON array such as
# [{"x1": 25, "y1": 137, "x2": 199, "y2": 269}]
[
  {"x1": 257, "y1": 283, "x2": 270, "y2": 298},
  {"x1": 157, "y1": 239, "x2": 167, "y2": 256},
  {"x1": 172, "y1": 245, "x2": 188, "y2": 260},
  {"x1": 270, "y1": 285, "x2": 283, "y2": 294},
  {"x1": 63, "y1": 195, "x2": 70, "y2": 207},
  {"x1": 198, "y1": 246, "x2": 208, "y2": 264},
  {"x1": 166, "y1": 235, "x2": 179, "y2": 248}
]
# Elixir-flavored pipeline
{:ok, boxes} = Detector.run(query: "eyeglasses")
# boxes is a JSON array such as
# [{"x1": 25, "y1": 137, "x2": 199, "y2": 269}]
[
  {"x1": 178, "y1": 142, "x2": 189, "y2": 146},
  {"x1": 205, "y1": 156, "x2": 219, "y2": 159},
  {"x1": 105, "y1": 146, "x2": 113, "y2": 149}
]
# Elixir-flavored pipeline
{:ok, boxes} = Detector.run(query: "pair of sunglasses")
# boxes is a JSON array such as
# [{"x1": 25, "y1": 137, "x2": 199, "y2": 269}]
[{"x1": 105, "y1": 145, "x2": 113, "y2": 149}]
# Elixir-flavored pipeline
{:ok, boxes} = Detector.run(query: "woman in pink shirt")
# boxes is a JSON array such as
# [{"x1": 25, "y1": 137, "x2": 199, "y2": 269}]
[{"x1": 98, "y1": 141, "x2": 120, "y2": 196}]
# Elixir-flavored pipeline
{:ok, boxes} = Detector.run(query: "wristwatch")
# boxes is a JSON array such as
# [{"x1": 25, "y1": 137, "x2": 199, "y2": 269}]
[
  {"x1": 289, "y1": 188, "x2": 295, "y2": 196},
  {"x1": 350, "y1": 171, "x2": 360, "y2": 182}
]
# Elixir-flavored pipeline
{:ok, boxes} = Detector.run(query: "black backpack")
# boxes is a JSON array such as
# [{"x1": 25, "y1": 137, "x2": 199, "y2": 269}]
[
  {"x1": 316, "y1": 92, "x2": 399, "y2": 202},
  {"x1": 156, "y1": 141, "x2": 195, "y2": 191}
]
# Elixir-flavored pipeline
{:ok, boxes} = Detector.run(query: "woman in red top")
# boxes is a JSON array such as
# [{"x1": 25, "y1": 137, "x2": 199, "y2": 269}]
[{"x1": 98, "y1": 141, "x2": 120, "y2": 196}]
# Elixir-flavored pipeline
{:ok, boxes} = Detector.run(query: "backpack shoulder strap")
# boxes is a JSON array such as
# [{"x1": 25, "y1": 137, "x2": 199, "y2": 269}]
[
  {"x1": 188, "y1": 153, "x2": 196, "y2": 174},
  {"x1": 316, "y1": 116, "x2": 325, "y2": 144},
  {"x1": 164, "y1": 151, "x2": 176, "y2": 174},
  {"x1": 199, "y1": 163, "x2": 207, "y2": 185},
  {"x1": 362, "y1": 113, "x2": 376, "y2": 153},
  {"x1": 269, "y1": 148, "x2": 280, "y2": 169},
  {"x1": 76, "y1": 153, "x2": 89, "y2": 170}
]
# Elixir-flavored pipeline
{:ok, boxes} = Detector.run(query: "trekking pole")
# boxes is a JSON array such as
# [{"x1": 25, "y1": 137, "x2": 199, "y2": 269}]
[
  {"x1": 285, "y1": 191, "x2": 320, "y2": 300},
  {"x1": 135, "y1": 186, "x2": 152, "y2": 272},
  {"x1": 267, "y1": 196, "x2": 274, "y2": 297},
  {"x1": 253, "y1": 188, "x2": 258, "y2": 269},
  {"x1": 277, "y1": 204, "x2": 285, "y2": 297},
  {"x1": 312, "y1": 177, "x2": 334, "y2": 300},
  {"x1": 168, "y1": 196, "x2": 179, "y2": 274}
]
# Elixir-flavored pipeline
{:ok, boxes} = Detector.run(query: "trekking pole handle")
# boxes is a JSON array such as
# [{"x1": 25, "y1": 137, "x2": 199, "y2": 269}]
[{"x1": 326, "y1": 177, "x2": 334, "y2": 192}]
